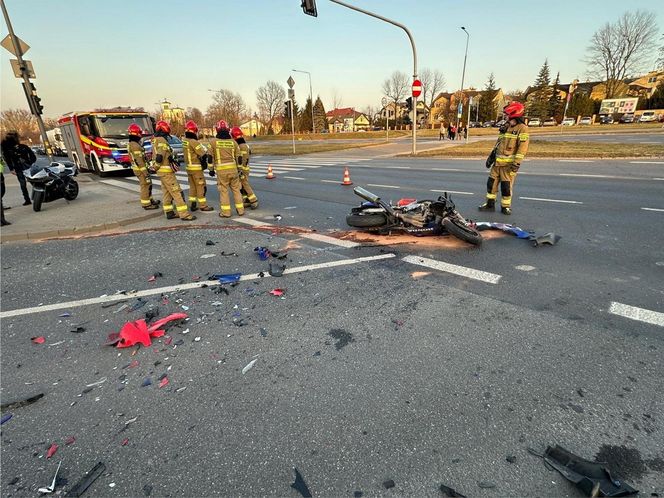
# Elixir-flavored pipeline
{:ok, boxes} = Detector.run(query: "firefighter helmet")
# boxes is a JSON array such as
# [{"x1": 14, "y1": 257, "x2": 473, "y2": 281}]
[
  {"x1": 503, "y1": 101, "x2": 525, "y2": 119},
  {"x1": 215, "y1": 120, "x2": 229, "y2": 132},
  {"x1": 128, "y1": 123, "x2": 143, "y2": 136},
  {"x1": 155, "y1": 120, "x2": 171, "y2": 134},
  {"x1": 230, "y1": 126, "x2": 243, "y2": 139},
  {"x1": 185, "y1": 120, "x2": 198, "y2": 133}
]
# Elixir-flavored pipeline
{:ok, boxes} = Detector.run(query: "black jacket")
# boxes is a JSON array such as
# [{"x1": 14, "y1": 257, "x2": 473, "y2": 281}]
[{"x1": 0, "y1": 139, "x2": 35, "y2": 171}]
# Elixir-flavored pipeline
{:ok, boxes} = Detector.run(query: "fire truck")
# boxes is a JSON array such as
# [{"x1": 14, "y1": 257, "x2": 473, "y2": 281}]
[{"x1": 58, "y1": 109, "x2": 153, "y2": 175}]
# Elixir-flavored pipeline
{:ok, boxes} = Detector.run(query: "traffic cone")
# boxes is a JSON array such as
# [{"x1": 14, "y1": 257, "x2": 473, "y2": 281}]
[
  {"x1": 265, "y1": 164, "x2": 275, "y2": 180},
  {"x1": 341, "y1": 166, "x2": 353, "y2": 186}
]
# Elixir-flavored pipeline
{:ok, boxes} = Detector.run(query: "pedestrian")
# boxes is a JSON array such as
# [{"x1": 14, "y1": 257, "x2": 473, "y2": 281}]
[
  {"x1": 231, "y1": 126, "x2": 258, "y2": 209},
  {"x1": 207, "y1": 120, "x2": 244, "y2": 218},
  {"x1": 151, "y1": 120, "x2": 196, "y2": 221},
  {"x1": 478, "y1": 102, "x2": 529, "y2": 215},
  {"x1": 182, "y1": 120, "x2": 213, "y2": 212},
  {"x1": 439, "y1": 121, "x2": 446, "y2": 140},
  {"x1": 462, "y1": 126, "x2": 468, "y2": 140},
  {"x1": 127, "y1": 123, "x2": 159, "y2": 210},
  {"x1": 449, "y1": 125, "x2": 456, "y2": 140},
  {"x1": 1, "y1": 154, "x2": 9, "y2": 226},
  {"x1": 1, "y1": 130, "x2": 35, "y2": 206}
]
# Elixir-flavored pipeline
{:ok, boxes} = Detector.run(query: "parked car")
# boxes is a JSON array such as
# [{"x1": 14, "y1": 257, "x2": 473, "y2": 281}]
[
  {"x1": 543, "y1": 118, "x2": 557, "y2": 126},
  {"x1": 561, "y1": 117, "x2": 576, "y2": 126},
  {"x1": 619, "y1": 113, "x2": 635, "y2": 124},
  {"x1": 494, "y1": 119, "x2": 507, "y2": 128},
  {"x1": 468, "y1": 121, "x2": 483, "y2": 128},
  {"x1": 578, "y1": 116, "x2": 593, "y2": 125},
  {"x1": 142, "y1": 135, "x2": 184, "y2": 164},
  {"x1": 482, "y1": 121, "x2": 495, "y2": 128},
  {"x1": 639, "y1": 111, "x2": 657, "y2": 123},
  {"x1": 528, "y1": 118, "x2": 541, "y2": 127},
  {"x1": 599, "y1": 115, "x2": 614, "y2": 124}
]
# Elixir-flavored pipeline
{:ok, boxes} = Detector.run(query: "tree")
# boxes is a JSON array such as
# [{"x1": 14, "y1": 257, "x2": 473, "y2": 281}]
[
  {"x1": 313, "y1": 96, "x2": 328, "y2": 133},
  {"x1": 420, "y1": 68, "x2": 445, "y2": 127},
  {"x1": 299, "y1": 97, "x2": 313, "y2": 133},
  {"x1": 331, "y1": 89, "x2": 343, "y2": 111},
  {"x1": 528, "y1": 60, "x2": 552, "y2": 120},
  {"x1": 205, "y1": 90, "x2": 247, "y2": 129},
  {"x1": 584, "y1": 10, "x2": 658, "y2": 98},
  {"x1": 548, "y1": 72, "x2": 564, "y2": 122},
  {"x1": 0, "y1": 109, "x2": 39, "y2": 143},
  {"x1": 478, "y1": 72, "x2": 498, "y2": 122},
  {"x1": 256, "y1": 81, "x2": 286, "y2": 135},
  {"x1": 362, "y1": 105, "x2": 377, "y2": 126},
  {"x1": 185, "y1": 107, "x2": 204, "y2": 126},
  {"x1": 657, "y1": 34, "x2": 664, "y2": 70},
  {"x1": 567, "y1": 93, "x2": 595, "y2": 118},
  {"x1": 382, "y1": 71, "x2": 409, "y2": 120},
  {"x1": 43, "y1": 118, "x2": 59, "y2": 130}
]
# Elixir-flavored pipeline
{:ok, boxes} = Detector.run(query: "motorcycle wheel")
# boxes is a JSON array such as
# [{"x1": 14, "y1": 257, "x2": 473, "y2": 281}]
[
  {"x1": 346, "y1": 212, "x2": 388, "y2": 228},
  {"x1": 443, "y1": 217, "x2": 483, "y2": 245},
  {"x1": 33, "y1": 191, "x2": 43, "y2": 212},
  {"x1": 64, "y1": 180, "x2": 79, "y2": 200}
]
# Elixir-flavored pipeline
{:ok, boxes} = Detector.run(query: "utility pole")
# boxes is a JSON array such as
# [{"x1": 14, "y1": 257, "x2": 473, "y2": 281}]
[
  {"x1": 457, "y1": 26, "x2": 470, "y2": 132},
  {"x1": 292, "y1": 69, "x2": 315, "y2": 134},
  {"x1": 1, "y1": 0, "x2": 52, "y2": 161}
]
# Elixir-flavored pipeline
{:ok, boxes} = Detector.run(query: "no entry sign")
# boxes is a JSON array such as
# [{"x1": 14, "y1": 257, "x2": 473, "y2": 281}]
[{"x1": 412, "y1": 79, "x2": 422, "y2": 98}]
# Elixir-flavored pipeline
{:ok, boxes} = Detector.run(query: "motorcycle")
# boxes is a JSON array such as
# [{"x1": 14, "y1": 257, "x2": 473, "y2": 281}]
[
  {"x1": 346, "y1": 186, "x2": 483, "y2": 245},
  {"x1": 24, "y1": 161, "x2": 79, "y2": 212}
]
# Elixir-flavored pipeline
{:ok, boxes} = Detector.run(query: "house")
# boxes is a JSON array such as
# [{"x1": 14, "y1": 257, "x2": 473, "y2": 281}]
[
  {"x1": 430, "y1": 88, "x2": 505, "y2": 125},
  {"x1": 378, "y1": 100, "x2": 429, "y2": 126},
  {"x1": 158, "y1": 99, "x2": 185, "y2": 124},
  {"x1": 625, "y1": 70, "x2": 664, "y2": 98},
  {"x1": 239, "y1": 118, "x2": 262, "y2": 137},
  {"x1": 325, "y1": 108, "x2": 369, "y2": 132}
]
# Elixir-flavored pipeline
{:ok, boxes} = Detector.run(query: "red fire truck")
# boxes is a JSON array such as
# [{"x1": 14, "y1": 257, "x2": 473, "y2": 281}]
[{"x1": 58, "y1": 109, "x2": 153, "y2": 175}]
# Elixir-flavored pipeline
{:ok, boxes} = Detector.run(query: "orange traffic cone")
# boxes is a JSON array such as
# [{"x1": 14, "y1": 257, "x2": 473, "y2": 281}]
[
  {"x1": 341, "y1": 166, "x2": 353, "y2": 186},
  {"x1": 265, "y1": 164, "x2": 275, "y2": 179}
]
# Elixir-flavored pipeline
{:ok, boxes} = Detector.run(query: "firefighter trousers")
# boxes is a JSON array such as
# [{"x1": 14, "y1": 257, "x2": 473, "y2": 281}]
[
  {"x1": 134, "y1": 170, "x2": 154, "y2": 207},
  {"x1": 216, "y1": 170, "x2": 244, "y2": 217},
  {"x1": 158, "y1": 172, "x2": 191, "y2": 218},
  {"x1": 239, "y1": 168, "x2": 258, "y2": 205},
  {"x1": 186, "y1": 169, "x2": 208, "y2": 208},
  {"x1": 485, "y1": 164, "x2": 518, "y2": 208}
]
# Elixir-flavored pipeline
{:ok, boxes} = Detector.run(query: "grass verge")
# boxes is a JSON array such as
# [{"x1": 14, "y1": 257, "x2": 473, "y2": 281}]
[{"x1": 250, "y1": 141, "x2": 382, "y2": 155}]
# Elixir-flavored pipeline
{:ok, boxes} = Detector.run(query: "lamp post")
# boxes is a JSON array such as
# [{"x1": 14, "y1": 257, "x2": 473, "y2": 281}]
[
  {"x1": 292, "y1": 69, "x2": 315, "y2": 134},
  {"x1": 457, "y1": 26, "x2": 470, "y2": 132}
]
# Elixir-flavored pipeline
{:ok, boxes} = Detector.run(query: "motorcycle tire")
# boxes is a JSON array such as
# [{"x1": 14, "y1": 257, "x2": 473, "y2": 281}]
[
  {"x1": 443, "y1": 216, "x2": 483, "y2": 245},
  {"x1": 33, "y1": 191, "x2": 43, "y2": 212},
  {"x1": 346, "y1": 212, "x2": 388, "y2": 228},
  {"x1": 64, "y1": 180, "x2": 79, "y2": 200}
]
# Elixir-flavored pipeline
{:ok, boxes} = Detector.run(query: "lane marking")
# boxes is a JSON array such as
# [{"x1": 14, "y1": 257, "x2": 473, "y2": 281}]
[
  {"x1": 559, "y1": 173, "x2": 618, "y2": 179},
  {"x1": 320, "y1": 179, "x2": 339, "y2": 183},
  {"x1": 0, "y1": 254, "x2": 394, "y2": 318},
  {"x1": 630, "y1": 161, "x2": 664, "y2": 164},
  {"x1": 432, "y1": 168, "x2": 463, "y2": 172},
  {"x1": 283, "y1": 176, "x2": 306, "y2": 180},
  {"x1": 402, "y1": 255, "x2": 501, "y2": 284},
  {"x1": 386, "y1": 166, "x2": 411, "y2": 169},
  {"x1": 609, "y1": 302, "x2": 664, "y2": 327},
  {"x1": 558, "y1": 159, "x2": 594, "y2": 163},
  {"x1": 232, "y1": 218, "x2": 360, "y2": 248},
  {"x1": 520, "y1": 196, "x2": 583, "y2": 204},
  {"x1": 430, "y1": 189, "x2": 474, "y2": 195},
  {"x1": 367, "y1": 183, "x2": 400, "y2": 189},
  {"x1": 641, "y1": 207, "x2": 664, "y2": 212}
]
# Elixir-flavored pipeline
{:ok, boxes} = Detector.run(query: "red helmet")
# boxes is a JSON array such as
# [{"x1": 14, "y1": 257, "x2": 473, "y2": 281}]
[
  {"x1": 503, "y1": 101, "x2": 525, "y2": 119},
  {"x1": 128, "y1": 123, "x2": 142, "y2": 136},
  {"x1": 185, "y1": 120, "x2": 198, "y2": 133},
  {"x1": 155, "y1": 120, "x2": 171, "y2": 134},
  {"x1": 215, "y1": 120, "x2": 228, "y2": 132},
  {"x1": 230, "y1": 126, "x2": 243, "y2": 139}
]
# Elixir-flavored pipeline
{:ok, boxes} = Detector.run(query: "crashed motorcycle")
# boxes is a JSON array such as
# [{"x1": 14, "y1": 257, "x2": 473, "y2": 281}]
[
  {"x1": 346, "y1": 186, "x2": 482, "y2": 245},
  {"x1": 24, "y1": 161, "x2": 79, "y2": 212}
]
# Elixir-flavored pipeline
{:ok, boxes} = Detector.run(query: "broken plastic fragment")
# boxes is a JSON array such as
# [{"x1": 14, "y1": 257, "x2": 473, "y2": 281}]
[
  {"x1": 290, "y1": 467, "x2": 312, "y2": 498},
  {"x1": 1, "y1": 413, "x2": 13, "y2": 425},
  {"x1": 85, "y1": 377, "x2": 107, "y2": 388},
  {"x1": 210, "y1": 273, "x2": 241, "y2": 284},
  {"x1": 205, "y1": 240, "x2": 215, "y2": 246},
  {"x1": 141, "y1": 378, "x2": 152, "y2": 387},
  {"x1": 475, "y1": 222, "x2": 532, "y2": 239},
  {"x1": 159, "y1": 377, "x2": 169, "y2": 388},
  {"x1": 65, "y1": 461, "x2": 106, "y2": 497},
  {"x1": 269, "y1": 261, "x2": 286, "y2": 277},
  {"x1": 31, "y1": 336, "x2": 45, "y2": 344},
  {"x1": 38, "y1": 460, "x2": 62, "y2": 494},
  {"x1": 531, "y1": 232, "x2": 561, "y2": 246},
  {"x1": 59, "y1": 312, "x2": 71, "y2": 317},
  {"x1": 70, "y1": 326, "x2": 86, "y2": 333},
  {"x1": 147, "y1": 275, "x2": 156, "y2": 282},
  {"x1": 269, "y1": 289, "x2": 285, "y2": 297},
  {"x1": 46, "y1": 443, "x2": 58, "y2": 459},
  {"x1": 121, "y1": 438, "x2": 129, "y2": 446},
  {"x1": 242, "y1": 358, "x2": 257, "y2": 374},
  {"x1": 440, "y1": 483, "x2": 466, "y2": 497},
  {"x1": 255, "y1": 247, "x2": 271, "y2": 261},
  {"x1": 65, "y1": 436, "x2": 76, "y2": 446},
  {"x1": 117, "y1": 320, "x2": 152, "y2": 348},
  {"x1": 128, "y1": 298, "x2": 148, "y2": 312},
  {"x1": 200, "y1": 254, "x2": 216, "y2": 259}
]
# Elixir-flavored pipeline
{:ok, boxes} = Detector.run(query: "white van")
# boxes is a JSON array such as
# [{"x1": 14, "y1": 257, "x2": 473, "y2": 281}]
[{"x1": 639, "y1": 111, "x2": 657, "y2": 123}]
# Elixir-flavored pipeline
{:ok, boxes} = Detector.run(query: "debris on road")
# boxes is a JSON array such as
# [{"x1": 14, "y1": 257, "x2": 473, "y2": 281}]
[
  {"x1": 85, "y1": 377, "x2": 107, "y2": 388},
  {"x1": 439, "y1": 483, "x2": 466, "y2": 497},
  {"x1": 1, "y1": 392, "x2": 44, "y2": 411},
  {"x1": 410, "y1": 271, "x2": 430, "y2": 279},
  {"x1": 59, "y1": 312, "x2": 71, "y2": 317},
  {"x1": 128, "y1": 298, "x2": 148, "y2": 312},
  {"x1": 290, "y1": 467, "x2": 312, "y2": 498},
  {"x1": 65, "y1": 461, "x2": 106, "y2": 497},
  {"x1": 205, "y1": 240, "x2": 215, "y2": 246},
  {"x1": 531, "y1": 232, "x2": 562, "y2": 247},
  {"x1": 31, "y1": 336, "x2": 45, "y2": 344},
  {"x1": 478, "y1": 481, "x2": 496, "y2": 489},
  {"x1": 65, "y1": 436, "x2": 76, "y2": 446},
  {"x1": 141, "y1": 378, "x2": 152, "y2": 387},
  {"x1": 269, "y1": 289, "x2": 285, "y2": 297},
  {"x1": 70, "y1": 325, "x2": 86, "y2": 333},
  {"x1": 1, "y1": 413, "x2": 13, "y2": 425},
  {"x1": 242, "y1": 358, "x2": 258, "y2": 374},
  {"x1": 269, "y1": 261, "x2": 286, "y2": 277},
  {"x1": 476, "y1": 221, "x2": 531, "y2": 239},
  {"x1": 159, "y1": 377, "x2": 169, "y2": 388},
  {"x1": 506, "y1": 455, "x2": 517, "y2": 463},
  {"x1": 200, "y1": 254, "x2": 216, "y2": 259},
  {"x1": 46, "y1": 443, "x2": 58, "y2": 459},
  {"x1": 210, "y1": 273, "x2": 241, "y2": 284},
  {"x1": 382, "y1": 479, "x2": 396, "y2": 489},
  {"x1": 255, "y1": 246, "x2": 271, "y2": 260},
  {"x1": 107, "y1": 313, "x2": 187, "y2": 349},
  {"x1": 38, "y1": 460, "x2": 62, "y2": 494}
]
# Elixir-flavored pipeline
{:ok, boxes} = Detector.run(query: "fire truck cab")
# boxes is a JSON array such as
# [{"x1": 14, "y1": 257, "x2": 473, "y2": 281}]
[{"x1": 58, "y1": 109, "x2": 154, "y2": 175}]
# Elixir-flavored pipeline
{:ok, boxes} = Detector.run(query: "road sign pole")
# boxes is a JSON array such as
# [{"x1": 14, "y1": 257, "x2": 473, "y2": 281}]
[
  {"x1": 466, "y1": 96, "x2": 472, "y2": 143},
  {"x1": 0, "y1": 0, "x2": 52, "y2": 161}
]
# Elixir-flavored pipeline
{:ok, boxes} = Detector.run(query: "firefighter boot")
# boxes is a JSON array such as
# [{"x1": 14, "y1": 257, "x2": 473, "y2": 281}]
[
  {"x1": 200, "y1": 206, "x2": 215, "y2": 212},
  {"x1": 181, "y1": 213, "x2": 197, "y2": 221},
  {"x1": 143, "y1": 204, "x2": 159, "y2": 210},
  {"x1": 478, "y1": 200, "x2": 495, "y2": 212},
  {"x1": 166, "y1": 211, "x2": 177, "y2": 220},
  {"x1": 151, "y1": 199, "x2": 161, "y2": 206},
  {"x1": 501, "y1": 207, "x2": 512, "y2": 215},
  {"x1": 250, "y1": 201, "x2": 259, "y2": 210},
  {"x1": 190, "y1": 201, "x2": 198, "y2": 212}
]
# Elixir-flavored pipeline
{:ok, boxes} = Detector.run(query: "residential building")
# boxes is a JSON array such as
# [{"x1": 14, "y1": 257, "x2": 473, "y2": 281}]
[
  {"x1": 430, "y1": 88, "x2": 505, "y2": 125},
  {"x1": 325, "y1": 108, "x2": 369, "y2": 132}
]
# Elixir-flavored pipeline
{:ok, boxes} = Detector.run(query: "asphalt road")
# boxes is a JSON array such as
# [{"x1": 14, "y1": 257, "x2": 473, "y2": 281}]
[{"x1": 1, "y1": 151, "x2": 663, "y2": 497}]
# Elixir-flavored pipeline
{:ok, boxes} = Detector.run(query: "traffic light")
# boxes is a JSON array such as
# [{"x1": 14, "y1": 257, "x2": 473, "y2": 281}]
[
  {"x1": 284, "y1": 100, "x2": 292, "y2": 119},
  {"x1": 301, "y1": 0, "x2": 317, "y2": 17},
  {"x1": 405, "y1": 97, "x2": 413, "y2": 111},
  {"x1": 22, "y1": 81, "x2": 44, "y2": 115}
]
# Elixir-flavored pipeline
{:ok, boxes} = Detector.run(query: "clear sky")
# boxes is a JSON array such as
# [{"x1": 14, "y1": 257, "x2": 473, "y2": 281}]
[{"x1": 1, "y1": 0, "x2": 662, "y2": 119}]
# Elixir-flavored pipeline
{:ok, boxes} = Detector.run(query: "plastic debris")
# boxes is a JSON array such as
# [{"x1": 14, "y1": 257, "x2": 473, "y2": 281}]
[
  {"x1": 200, "y1": 254, "x2": 216, "y2": 259},
  {"x1": 269, "y1": 289, "x2": 285, "y2": 297},
  {"x1": 290, "y1": 467, "x2": 312, "y2": 498},
  {"x1": 147, "y1": 275, "x2": 156, "y2": 282},
  {"x1": 210, "y1": 273, "x2": 242, "y2": 284},
  {"x1": 107, "y1": 313, "x2": 187, "y2": 349},
  {"x1": 85, "y1": 377, "x2": 107, "y2": 388},
  {"x1": 38, "y1": 460, "x2": 62, "y2": 494},
  {"x1": 506, "y1": 455, "x2": 517, "y2": 463},
  {"x1": 32, "y1": 336, "x2": 45, "y2": 344},
  {"x1": 128, "y1": 298, "x2": 148, "y2": 312},
  {"x1": 531, "y1": 232, "x2": 561, "y2": 246},
  {"x1": 175, "y1": 387, "x2": 187, "y2": 393},
  {"x1": 220, "y1": 251, "x2": 238, "y2": 256},
  {"x1": 475, "y1": 222, "x2": 532, "y2": 239},
  {"x1": 1, "y1": 413, "x2": 13, "y2": 425},
  {"x1": 159, "y1": 377, "x2": 169, "y2": 388},
  {"x1": 478, "y1": 481, "x2": 496, "y2": 489},
  {"x1": 65, "y1": 436, "x2": 76, "y2": 446},
  {"x1": 70, "y1": 326, "x2": 86, "y2": 333},
  {"x1": 65, "y1": 461, "x2": 106, "y2": 497},
  {"x1": 440, "y1": 483, "x2": 466, "y2": 497},
  {"x1": 383, "y1": 480, "x2": 396, "y2": 489},
  {"x1": 1, "y1": 392, "x2": 44, "y2": 410},
  {"x1": 255, "y1": 246, "x2": 271, "y2": 260},
  {"x1": 194, "y1": 336, "x2": 201, "y2": 342},
  {"x1": 269, "y1": 261, "x2": 286, "y2": 277},
  {"x1": 46, "y1": 443, "x2": 58, "y2": 459},
  {"x1": 59, "y1": 312, "x2": 71, "y2": 317},
  {"x1": 121, "y1": 438, "x2": 129, "y2": 446},
  {"x1": 242, "y1": 358, "x2": 258, "y2": 374},
  {"x1": 141, "y1": 378, "x2": 152, "y2": 387}
]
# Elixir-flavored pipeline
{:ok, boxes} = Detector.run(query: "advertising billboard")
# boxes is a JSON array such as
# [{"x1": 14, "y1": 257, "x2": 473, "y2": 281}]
[{"x1": 599, "y1": 97, "x2": 639, "y2": 115}]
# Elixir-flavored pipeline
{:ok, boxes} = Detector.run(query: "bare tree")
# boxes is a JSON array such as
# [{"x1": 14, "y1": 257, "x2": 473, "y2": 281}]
[
  {"x1": 331, "y1": 89, "x2": 343, "y2": 111},
  {"x1": 657, "y1": 34, "x2": 664, "y2": 70},
  {"x1": 584, "y1": 10, "x2": 658, "y2": 98},
  {"x1": 43, "y1": 117, "x2": 59, "y2": 130},
  {"x1": 185, "y1": 107, "x2": 204, "y2": 126},
  {"x1": 256, "y1": 81, "x2": 286, "y2": 134},
  {"x1": 0, "y1": 109, "x2": 39, "y2": 143},
  {"x1": 205, "y1": 89, "x2": 247, "y2": 129},
  {"x1": 362, "y1": 105, "x2": 377, "y2": 126},
  {"x1": 420, "y1": 68, "x2": 446, "y2": 128},
  {"x1": 382, "y1": 71, "x2": 409, "y2": 122}
]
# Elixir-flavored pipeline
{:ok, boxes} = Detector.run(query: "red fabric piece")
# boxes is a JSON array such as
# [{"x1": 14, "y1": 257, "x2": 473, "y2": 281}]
[
  {"x1": 148, "y1": 313, "x2": 188, "y2": 333},
  {"x1": 159, "y1": 377, "x2": 169, "y2": 388},
  {"x1": 114, "y1": 314, "x2": 187, "y2": 349},
  {"x1": 31, "y1": 336, "x2": 45, "y2": 344},
  {"x1": 270, "y1": 289, "x2": 285, "y2": 297},
  {"x1": 46, "y1": 443, "x2": 58, "y2": 458}
]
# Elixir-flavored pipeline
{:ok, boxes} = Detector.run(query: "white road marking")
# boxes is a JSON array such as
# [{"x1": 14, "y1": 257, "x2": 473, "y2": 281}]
[
  {"x1": 0, "y1": 254, "x2": 395, "y2": 318},
  {"x1": 641, "y1": 207, "x2": 664, "y2": 212},
  {"x1": 520, "y1": 196, "x2": 583, "y2": 204},
  {"x1": 386, "y1": 166, "x2": 411, "y2": 169},
  {"x1": 654, "y1": 178, "x2": 664, "y2": 181},
  {"x1": 558, "y1": 159, "x2": 594, "y2": 163},
  {"x1": 430, "y1": 189, "x2": 474, "y2": 195},
  {"x1": 367, "y1": 184, "x2": 400, "y2": 189},
  {"x1": 402, "y1": 255, "x2": 501, "y2": 284},
  {"x1": 320, "y1": 179, "x2": 339, "y2": 183},
  {"x1": 283, "y1": 176, "x2": 306, "y2": 180},
  {"x1": 559, "y1": 173, "x2": 618, "y2": 179},
  {"x1": 609, "y1": 302, "x2": 664, "y2": 327},
  {"x1": 432, "y1": 168, "x2": 463, "y2": 172},
  {"x1": 515, "y1": 265, "x2": 536, "y2": 271},
  {"x1": 630, "y1": 161, "x2": 664, "y2": 164}
]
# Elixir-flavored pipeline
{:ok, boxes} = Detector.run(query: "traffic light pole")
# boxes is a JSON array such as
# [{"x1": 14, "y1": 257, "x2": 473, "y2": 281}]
[
  {"x1": 290, "y1": 101, "x2": 295, "y2": 154},
  {"x1": 329, "y1": 0, "x2": 418, "y2": 155},
  {"x1": 1, "y1": 0, "x2": 52, "y2": 161}
]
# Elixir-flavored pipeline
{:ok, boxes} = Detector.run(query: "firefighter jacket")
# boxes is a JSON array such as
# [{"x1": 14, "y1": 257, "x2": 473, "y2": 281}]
[
  {"x1": 238, "y1": 142, "x2": 250, "y2": 168},
  {"x1": 209, "y1": 138, "x2": 240, "y2": 172},
  {"x1": 182, "y1": 137, "x2": 207, "y2": 171},
  {"x1": 128, "y1": 140, "x2": 148, "y2": 172},
  {"x1": 152, "y1": 136, "x2": 175, "y2": 174},
  {"x1": 495, "y1": 122, "x2": 529, "y2": 168}
]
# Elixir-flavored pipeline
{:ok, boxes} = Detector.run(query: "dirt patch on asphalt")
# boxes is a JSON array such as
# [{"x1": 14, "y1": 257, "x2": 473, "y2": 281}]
[{"x1": 337, "y1": 229, "x2": 505, "y2": 248}]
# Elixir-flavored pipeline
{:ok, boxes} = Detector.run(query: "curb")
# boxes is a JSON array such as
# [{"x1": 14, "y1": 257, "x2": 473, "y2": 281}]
[{"x1": 0, "y1": 210, "x2": 162, "y2": 243}]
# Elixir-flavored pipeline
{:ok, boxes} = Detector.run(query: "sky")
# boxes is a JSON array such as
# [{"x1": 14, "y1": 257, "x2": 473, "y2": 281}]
[{"x1": 1, "y1": 0, "x2": 662, "y2": 119}]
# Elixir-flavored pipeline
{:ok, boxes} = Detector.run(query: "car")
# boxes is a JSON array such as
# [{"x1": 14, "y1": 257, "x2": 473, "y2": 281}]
[
  {"x1": 639, "y1": 111, "x2": 657, "y2": 123},
  {"x1": 142, "y1": 135, "x2": 184, "y2": 164},
  {"x1": 578, "y1": 116, "x2": 593, "y2": 125},
  {"x1": 619, "y1": 113, "x2": 635, "y2": 124},
  {"x1": 494, "y1": 119, "x2": 507, "y2": 128},
  {"x1": 482, "y1": 121, "x2": 495, "y2": 128},
  {"x1": 543, "y1": 118, "x2": 557, "y2": 127},
  {"x1": 528, "y1": 118, "x2": 541, "y2": 127},
  {"x1": 561, "y1": 117, "x2": 576, "y2": 126},
  {"x1": 599, "y1": 115, "x2": 614, "y2": 124},
  {"x1": 468, "y1": 121, "x2": 482, "y2": 128}
]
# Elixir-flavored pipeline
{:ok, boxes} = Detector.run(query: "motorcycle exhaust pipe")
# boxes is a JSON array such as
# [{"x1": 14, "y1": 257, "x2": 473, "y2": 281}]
[{"x1": 353, "y1": 186, "x2": 396, "y2": 217}]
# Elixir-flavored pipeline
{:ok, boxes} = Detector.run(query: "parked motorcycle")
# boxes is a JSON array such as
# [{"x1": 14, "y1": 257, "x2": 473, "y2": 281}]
[
  {"x1": 25, "y1": 161, "x2": 79, "y2": 212},
  {"x1": 346, "y1": 186, "x2": 482, "y2": 245}
]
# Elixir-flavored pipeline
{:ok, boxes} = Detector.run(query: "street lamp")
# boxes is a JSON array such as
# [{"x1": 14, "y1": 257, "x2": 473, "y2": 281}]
[
  {"x1": 292, "y1": 69, "x2": 315, "y2": 134},
  {"x1": 458, "y1": 26, "x2": 470, "y2": 132}
]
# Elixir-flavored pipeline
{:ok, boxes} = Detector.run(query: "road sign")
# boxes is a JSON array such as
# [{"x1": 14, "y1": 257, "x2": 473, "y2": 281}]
[
  {"x1": 287, "y1": 76, "x2": 295, "y2": 88},
  {"x1": 1, "y1": 34, "x2": 30, "y2": 57},
  {"x1": 412, "y1": 79, "x2": 422, "y2": 97},
  {"x1": 10, "y1": 59, "x2": 35, "y2": 78},
  {"x1": 288, "y1": 88, "x2": 295, "y2": 100}
]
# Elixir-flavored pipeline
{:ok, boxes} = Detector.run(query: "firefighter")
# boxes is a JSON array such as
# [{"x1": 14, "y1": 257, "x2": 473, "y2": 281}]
[
  {"x1": 478, "y1": 101, "x2": 529, "y2": 215},
  {"x1": 207, "y1": 120, "x2": 244, "y2": 218},
  {"x1": 182, "y1": 120, "x2": 213, "y2": 212},
  {"x1": 152, "y1": 120, "x2": 196, "y2": 221},
  {"x1": 231, "y1": 126, "x2": 258, "y2": 209},
  {"x1": 127, "y1": 124, "x2": 159, "y2": 210}
]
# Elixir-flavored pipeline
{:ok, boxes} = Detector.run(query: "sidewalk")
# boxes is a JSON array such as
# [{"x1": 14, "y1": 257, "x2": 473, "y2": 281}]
[{"x1": 0, "y1": 172, "x2": 161, "y2": 243}]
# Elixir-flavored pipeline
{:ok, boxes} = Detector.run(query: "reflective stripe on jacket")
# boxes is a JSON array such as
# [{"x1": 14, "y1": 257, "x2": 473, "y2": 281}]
[
  {"x1": 495, "y1": 123, "x2": 529, "y2": 166},
  {"x1": 128, "y1": 141, "x2": 148, "y2": 171},
  {"x1": 182, "y1": 138, "x2": 207, "y2": 171},
  {"x1": 209, "y1": 138, "x2": 239, "y2": 171}
]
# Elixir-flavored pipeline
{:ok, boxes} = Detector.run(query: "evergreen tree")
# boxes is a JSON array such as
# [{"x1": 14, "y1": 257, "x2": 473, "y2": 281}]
[
  {"x1": 567, "y1": 93, "x2": 595, "y2": 118},
  {"x1": 548, "y1": 72, "x2": 563, "y2": 122},
  {"x1": 479, "y1": 72, "x2": 498, "y2": 122},
  {"x1": 299, "y1": 98, "x2": 313, "y2": 133},
  {"x1": 648, "y1": 81, "x2": 664, "y2": 110},
  {"x1": 528, "y1": 60, "x2": 552, "y2": 120},
  {"x1": 313, "y1": 96, "x2": 328, "y2": 133},
  {"x1": 282, "y1": 100, "x2": 300, "y2": 134}
]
